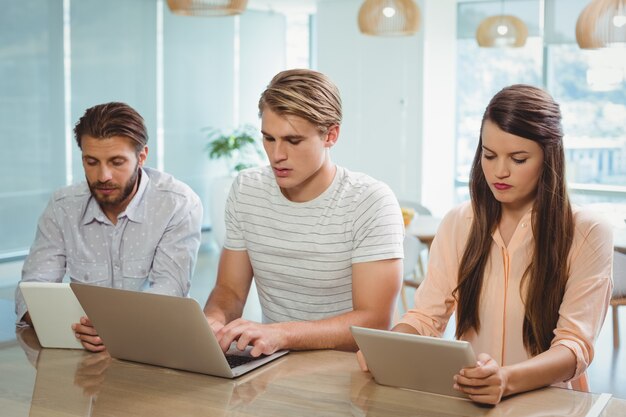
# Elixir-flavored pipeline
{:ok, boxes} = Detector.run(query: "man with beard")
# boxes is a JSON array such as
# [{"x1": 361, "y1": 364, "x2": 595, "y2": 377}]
[{"x1": 15, "y1": 102, "x2": 203, "y2": 352}]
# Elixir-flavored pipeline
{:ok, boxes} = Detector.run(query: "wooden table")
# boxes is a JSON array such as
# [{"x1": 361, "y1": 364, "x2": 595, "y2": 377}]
[
  {"x1": 2, "y1": 327, "x2": 625, "y2": 417},
  {"x1": 405, "y1": 215, "x2": 442, "y2": 249}
]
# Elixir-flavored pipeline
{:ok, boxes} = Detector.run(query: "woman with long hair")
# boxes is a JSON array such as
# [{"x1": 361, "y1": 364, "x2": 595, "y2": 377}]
[{"x1": 361, "y1": 85, "x2": 613, "y2": 405}]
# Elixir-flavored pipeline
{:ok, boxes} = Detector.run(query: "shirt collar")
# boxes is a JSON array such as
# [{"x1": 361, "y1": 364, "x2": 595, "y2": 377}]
[
  {"x1": 82, "y1": 197, "x2": 108, "y2": 226},
  {"x1": 123, "y1": 168, "x2": 149, "y2": 223},
  {"x1": 491, "y1": 208, "x2": 534, "y2": 248},
  {"x1": 81, "y1": 168, "x2": 150, "y2": 225}
]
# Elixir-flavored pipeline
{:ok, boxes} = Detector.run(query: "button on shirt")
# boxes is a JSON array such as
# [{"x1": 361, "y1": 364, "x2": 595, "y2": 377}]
[
  {"x1": 16, "y1": 167, "x2": 203, "y2": 322},
  {"x1": 398, "y1": 201, "x2": 613, "y2": 391}
]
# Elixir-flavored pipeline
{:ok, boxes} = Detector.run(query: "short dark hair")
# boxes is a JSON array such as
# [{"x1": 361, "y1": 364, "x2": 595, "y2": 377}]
[{"x1": 74, "y1": 102, "x2": 148, "y2": 152}]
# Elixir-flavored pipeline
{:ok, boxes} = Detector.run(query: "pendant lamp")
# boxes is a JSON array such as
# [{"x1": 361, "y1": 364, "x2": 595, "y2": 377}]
[
  {"x1": 358, "y1": 0, "x2": 421, "y2": 36},
  {"x1": 475, "y1": 0, "x2": 528, "y2": 47},
  {"x1": 167, "y1": 0, "x2": 248, "y2": 16},
  {"x1": 576, "y1": 0, "x2": 626, "y2": 49}
]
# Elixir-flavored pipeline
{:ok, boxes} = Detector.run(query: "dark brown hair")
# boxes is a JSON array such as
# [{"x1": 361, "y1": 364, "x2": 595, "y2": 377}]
[
  {"x1": 454, "y1": 84, "x2": 574, "y2": 357},
  {"x1": 74, "y1": 102, "x2": 148, "y2": 152},
  {"x1": 258, "y1": 69, "x2": 342, "y2": 133}
]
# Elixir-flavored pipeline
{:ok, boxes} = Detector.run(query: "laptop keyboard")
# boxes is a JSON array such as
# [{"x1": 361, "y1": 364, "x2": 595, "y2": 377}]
[{"x1": 225, "y1": 354, "x2": 262, "y2": 368}]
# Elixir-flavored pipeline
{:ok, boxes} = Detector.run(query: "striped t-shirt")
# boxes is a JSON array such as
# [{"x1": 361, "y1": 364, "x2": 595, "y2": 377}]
[{"x1": 223, "y1": 165, "x2": 404, "y2": 323}]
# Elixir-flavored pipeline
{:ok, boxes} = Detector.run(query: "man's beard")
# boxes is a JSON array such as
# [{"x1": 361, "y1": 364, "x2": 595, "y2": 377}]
[{"x1": 88, "y1": 164, "x2": 140, "y2": 209}]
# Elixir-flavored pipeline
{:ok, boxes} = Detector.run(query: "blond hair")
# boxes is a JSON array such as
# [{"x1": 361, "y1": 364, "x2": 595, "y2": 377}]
[{"x1": 258, "y1": 69, "x2": 342, "y2": 133}]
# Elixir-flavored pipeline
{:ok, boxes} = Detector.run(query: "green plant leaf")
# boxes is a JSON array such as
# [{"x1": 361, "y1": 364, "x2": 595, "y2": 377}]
[{"x1": 204, "y1": 124, "x2": 264, "y2": 172}]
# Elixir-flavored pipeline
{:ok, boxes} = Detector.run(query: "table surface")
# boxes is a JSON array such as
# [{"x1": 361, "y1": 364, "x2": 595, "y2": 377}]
[
  {"x1": 406, "y1": 215, "x2": 442, "y2": 247},
  {"x1": 2, "y1": 328, "x2": 625, "y2": 417}
]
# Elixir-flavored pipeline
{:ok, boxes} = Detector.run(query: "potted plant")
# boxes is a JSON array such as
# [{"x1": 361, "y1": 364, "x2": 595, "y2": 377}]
[
  {"x1": 204, "y1": 124, "x2": 264, "y2": 173},
  {"x1": 204, "y1": 125, "x2": 264, "y2": 247}
]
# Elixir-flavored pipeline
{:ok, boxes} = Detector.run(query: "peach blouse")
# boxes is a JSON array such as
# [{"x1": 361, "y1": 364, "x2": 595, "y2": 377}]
[{"x1": 399, "y1": 202, "x2": 613, "y2": 390}]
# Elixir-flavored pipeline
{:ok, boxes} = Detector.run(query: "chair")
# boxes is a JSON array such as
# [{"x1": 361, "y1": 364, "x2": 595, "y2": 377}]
[
  {"x1": 398, "y1": 200, "x2": 432, "y2": 216},
  {"x1": 398, "y1": 200, "x2": 432, "y2": 312},
  {"x1": 400, "y1": 235, "x2": 425, "y2": 312},
  {"x1": 611, "y1": 250, "x2": 626, "y2": 349}
]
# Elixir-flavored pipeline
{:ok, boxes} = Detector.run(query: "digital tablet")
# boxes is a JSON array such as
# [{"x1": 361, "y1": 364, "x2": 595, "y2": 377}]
[
  {"x1": 19, "y1": 282, "x2": 86, "y2": 349},
  {"x1": 351, "y1": 326, "x2": 476, "y2": 399}
]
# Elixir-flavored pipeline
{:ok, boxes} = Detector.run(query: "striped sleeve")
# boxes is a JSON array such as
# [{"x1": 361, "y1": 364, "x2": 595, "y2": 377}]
[
  {"x1": 352, "y1": 182, "x2": 405, "y2": 264},
  {"x1": 223, "y1": 175, "x2": 247, "y2": 251}
]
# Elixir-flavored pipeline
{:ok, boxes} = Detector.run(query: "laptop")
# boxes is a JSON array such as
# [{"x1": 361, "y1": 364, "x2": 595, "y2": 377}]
[
  {"x1": 351, "y1": 326, "x2": 476, "y2": 399},
  {"x1": 19, "y1": 282, "x2": 86, "y2": 349},
  {"x1": 70, "y1": 282, "x2": 288, "y2": 378}
]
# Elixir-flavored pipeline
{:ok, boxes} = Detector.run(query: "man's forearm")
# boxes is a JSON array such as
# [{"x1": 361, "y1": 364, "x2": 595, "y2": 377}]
[
  {"x1": 203, "y1": 285, "x2": 247, "y2": 324},
  {"x1": 275, "y1": 308, "x2": 393, "y2": 352},
  {"x1": 22, "y1": 312, "x2": 33, "y2": 326}
]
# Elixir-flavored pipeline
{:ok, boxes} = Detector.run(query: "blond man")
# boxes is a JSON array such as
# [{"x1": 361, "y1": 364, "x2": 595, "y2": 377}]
[{"x1": 203, "y1": 69, "x2": 404, "y2": 356}]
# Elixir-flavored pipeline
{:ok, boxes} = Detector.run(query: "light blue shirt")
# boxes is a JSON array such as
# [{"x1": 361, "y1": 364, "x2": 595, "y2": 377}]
[{"x1": 15, "y1": 167, "x2": 203, "y2": 322}]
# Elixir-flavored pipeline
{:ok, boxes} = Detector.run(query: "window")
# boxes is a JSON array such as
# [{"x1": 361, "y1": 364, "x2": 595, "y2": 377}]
[
  {"x1": 547, "y1": 44, "x2": 626, "y2": 201},
  {"x1": 456, "y1": 0, "x2": 626, "y2": 218},
  {"x1": 0, "y1": 1, "x2": 311, "y2": 260},
  {"x1": 455, "y1": 37, "x2": 542, "y2": 201}
]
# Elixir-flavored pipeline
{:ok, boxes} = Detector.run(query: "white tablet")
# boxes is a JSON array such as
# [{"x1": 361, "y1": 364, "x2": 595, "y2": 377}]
[
  {"x1": 351, "y1": 326, "x2": 476, "y2": 399},
  {"x1": 20, "y1": 282, "x2": 86, "y2": 349}
]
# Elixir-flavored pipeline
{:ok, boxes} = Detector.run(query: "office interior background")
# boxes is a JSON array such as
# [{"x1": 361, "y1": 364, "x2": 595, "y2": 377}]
[
  {"x1": 1, "y1": 0, "x2": 625, "y2": 399},
  {"x1": 2, "y1": 0, "x2": 626, "y2": 259}
]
